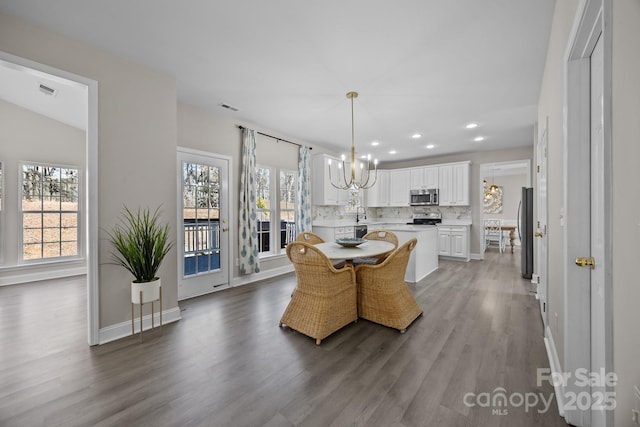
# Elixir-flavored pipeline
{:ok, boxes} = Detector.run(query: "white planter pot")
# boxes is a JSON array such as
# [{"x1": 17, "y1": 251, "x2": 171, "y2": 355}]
[{"x1": 131, "y1": 278, "x2": 161, "y2": 304}]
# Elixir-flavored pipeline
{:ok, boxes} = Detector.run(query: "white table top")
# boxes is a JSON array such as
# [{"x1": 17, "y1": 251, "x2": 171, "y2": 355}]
[{"x1": 314, "y1": 240, "x2": 395, "y2": 260}]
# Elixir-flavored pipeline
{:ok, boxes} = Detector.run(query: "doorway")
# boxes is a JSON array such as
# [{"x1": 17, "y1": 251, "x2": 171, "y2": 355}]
[
  {"x1": 478, "y1": 160, "x2": 531, "y2": 259},
  {"x1": 0, "y1": 51, "x2": 98, "y2": 345},
  {"x1": 177, "y1": 148, "x2": 230, "y2": 300}
]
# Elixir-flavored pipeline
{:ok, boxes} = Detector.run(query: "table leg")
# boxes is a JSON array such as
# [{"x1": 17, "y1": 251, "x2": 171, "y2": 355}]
[{"x1": 509, "y1": 230, "x2": 515, "y2": 254}]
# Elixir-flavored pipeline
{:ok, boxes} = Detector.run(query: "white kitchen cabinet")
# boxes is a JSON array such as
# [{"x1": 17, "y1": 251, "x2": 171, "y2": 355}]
[
  {"x1": 366, "y1": 170, "x2": 390, "y2": 207},
  {"x1": 409, "y1": 168, "x2": 424, "y2": 189},
  {"x1": 437, "y1": 225, "x2": 470, "y2": 261},
  {"x1": 312, "y1": 154, "x2": 350, "y2": 205},
  {"x1": 424, "y1": 166, "x2": 439, "y2": 189},
  {"x1": 410, "y1": 166, "x2": 439, "y2": 190},
  {"x1": 389, "y1": 169, "x2": 410, "y2": 206},
  {"x1": 438, "y1": 161, "x2": 470, "y2": 206},
  {"x1": 312, "y1": 225, "x2": 354, "y2": 242}
]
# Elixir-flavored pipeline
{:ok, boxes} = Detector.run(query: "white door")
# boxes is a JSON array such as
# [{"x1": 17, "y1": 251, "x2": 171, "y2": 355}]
[
  {"x1": 588, "y1": 33, "x2": 607, "y2": 427},
  {"x1": 565, "y1": 7, "x2": 610, "y2": 424},
  {"x1": 177, "y1": 149, "x2": 230, "y2": 300},
  {"x1": 536, "y1": 124, "x2": 549, "y2": 327}
]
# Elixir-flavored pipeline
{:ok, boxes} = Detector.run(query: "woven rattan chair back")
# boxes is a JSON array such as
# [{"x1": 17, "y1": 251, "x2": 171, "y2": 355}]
[
  {"x1": 354, "y1": 238, "x2": 422, "y2": 333},
  {"x1": 280, "y1": 241, "x2": 357, "y2": 345},
  {"x1": 295, "y1": 231, "x2": 325, "y2": 245},
  {"x1": 363, "y1": 230, "x2": 399, "y2": 248}
]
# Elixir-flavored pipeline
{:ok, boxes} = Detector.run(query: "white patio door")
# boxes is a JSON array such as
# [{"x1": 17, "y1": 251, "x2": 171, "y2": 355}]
[{"x1": 177, "y1": 148, "x2": 230, "y2": 300}]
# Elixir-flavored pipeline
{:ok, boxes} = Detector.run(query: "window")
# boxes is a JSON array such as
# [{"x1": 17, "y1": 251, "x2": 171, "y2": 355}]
[
  {"x1": 280, "y1": 169, "x2": 297, "y2": 248},
  {"x1": 256, "y1": 166, "x2": 272, "y2": 254},
  {"x1": 255, "y1": 166, "x2": 297, "y2": 256},
  {"x1": 182, "y1": 161, "x2": 221, "y2": 276},
  {"x1": 21, "y1": 163, "x2": 80, "y2": 261}
]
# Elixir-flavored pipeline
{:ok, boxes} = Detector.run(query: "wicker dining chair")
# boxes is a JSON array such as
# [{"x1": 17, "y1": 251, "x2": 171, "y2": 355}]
[
  {"x1": 353, "y1": 230, "x2": 399, "y2": 266},
  {"x1": 280, "y1": 241, "x2": 357, "y2": 345},
  {"x1": 295, "y1": 231, "x2": 325, "y2": 245},
  {"x1": 354, "y1": 238, "x2": 422, "y2": 333}
]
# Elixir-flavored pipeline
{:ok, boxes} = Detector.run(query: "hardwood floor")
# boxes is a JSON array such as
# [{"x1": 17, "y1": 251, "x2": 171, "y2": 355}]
[{"x1": 0, "y1": 250, "x2": 569, "y2": 427}]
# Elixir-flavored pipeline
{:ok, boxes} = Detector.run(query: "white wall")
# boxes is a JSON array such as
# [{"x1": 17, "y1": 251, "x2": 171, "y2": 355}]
[
  {"x1": 536, "y1": 0, "x2": 580, "y2": 371},
  {"x1": 611, "y1": 0, "x2": 640, "y2": 424},
  {"x1": 0, "y1": 12, "x2": 178, "y2": 329},
  {"x1": 0, "y1": 99, "x2": 87, "y2": 282},
  {"x1": 482, "y1": 173, "x2": 528, "y2": 223}
]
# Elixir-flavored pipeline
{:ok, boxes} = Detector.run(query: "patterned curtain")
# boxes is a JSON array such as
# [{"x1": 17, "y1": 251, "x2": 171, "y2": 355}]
[
  {"x1": 296, "y1": 146, "x2": 312, "y2": 234},
  {"x1": 239, "y1": 128, "x2": 260, "y2": 274}
]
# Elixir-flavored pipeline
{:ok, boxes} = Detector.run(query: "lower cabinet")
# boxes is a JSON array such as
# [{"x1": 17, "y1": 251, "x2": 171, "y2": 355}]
[
  {"x1": 312, "y1": 225, "x2": 354, "y2": 242},
  {"x1": 437, "y1": 225, "x2": 470, "y2": 261}
]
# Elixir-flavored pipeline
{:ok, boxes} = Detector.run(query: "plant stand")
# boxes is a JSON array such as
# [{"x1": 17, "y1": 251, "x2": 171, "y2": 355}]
[{"x1": 131, "y1": 280, "x2": 162, "y2": 343}]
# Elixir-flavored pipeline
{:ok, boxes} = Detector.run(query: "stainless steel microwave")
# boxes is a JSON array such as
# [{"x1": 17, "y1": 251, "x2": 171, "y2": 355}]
[{"x1": 410, "y1": 189, "x2": 439, "y2": 206}]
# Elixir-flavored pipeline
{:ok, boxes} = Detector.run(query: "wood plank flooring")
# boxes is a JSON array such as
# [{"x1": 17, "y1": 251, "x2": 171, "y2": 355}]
[{"x1": 0, "y1": 250, "x2": 569, "y2": 426}]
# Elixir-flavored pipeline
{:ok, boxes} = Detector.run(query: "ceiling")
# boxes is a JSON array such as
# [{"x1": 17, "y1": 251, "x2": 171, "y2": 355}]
[{"x1": 0, "y1": 1, "x2": 556, "y2": 164}]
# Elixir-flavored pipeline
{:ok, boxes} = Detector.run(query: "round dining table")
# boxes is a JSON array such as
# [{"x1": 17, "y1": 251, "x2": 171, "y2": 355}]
[{"x1": 314, "y1": 240, "x2": 395, "y2": 265}]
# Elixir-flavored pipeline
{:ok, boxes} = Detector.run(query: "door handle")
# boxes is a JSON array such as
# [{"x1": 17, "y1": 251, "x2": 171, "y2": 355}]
[
  {"x1": 575, "y1": 257, "x2": 595, "y2": 269},
  {"x1": 222, "y1": 227, "x2": 229, "y2": 232},
  {"x1": 534, "y1": 231, "x2": 544, "y2": 238}
]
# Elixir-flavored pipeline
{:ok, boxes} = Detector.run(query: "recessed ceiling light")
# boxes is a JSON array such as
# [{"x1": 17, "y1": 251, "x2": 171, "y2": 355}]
[
  {"x1": 389, "y1": 150, "x2": 397, "y2": 155},
  {"x1": 412, "y1": 133, "x2": 422, "y2": 139},
  {"x1": 360, "y1": 155, "x2": 367, "y2": 159},
  {"x1": 426, "y1": 144, "x2": 435, "y2": 149},
  {"x1": 474, "y1": 136, "x2": 485, "y2": 142},
  {"x1": 371, "y1": 141, "x2": 379, "y2": 146},
  {"x1": 466, "y1": 123, "x2": 478, "y2": 129}
]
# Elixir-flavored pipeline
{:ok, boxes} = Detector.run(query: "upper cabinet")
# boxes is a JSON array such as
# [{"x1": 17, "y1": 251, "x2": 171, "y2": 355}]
[
  {"x1": 366, "y1": 170, "x2": 390, "y2": 207},
  {"x1": 409, "y1": 166, "x2": 439, "y2": 190},
  {"x1": 312, "y1": 154, "x2": 350, "y2": 205},
  {"x1": 389, "y1": 169, "x2": 410, "y2": 206},
  {"x1": 438, "y1": 161, "x2": 470, "y2": 206},
  {"x1": 312, "y1": 155, "x2": 470, "y2": 208}
]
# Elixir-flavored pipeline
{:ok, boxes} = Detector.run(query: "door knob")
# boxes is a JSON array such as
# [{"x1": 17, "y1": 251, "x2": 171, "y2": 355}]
[
  {"x1": 534, "y1": 231, "x2": 544, "y2": 238},
  {"x1": 222, "y1": 227, "x2": 229, "y2": 232},
  {"x1": 575, "y1": 257, "x2": 595, "y2": 269}
]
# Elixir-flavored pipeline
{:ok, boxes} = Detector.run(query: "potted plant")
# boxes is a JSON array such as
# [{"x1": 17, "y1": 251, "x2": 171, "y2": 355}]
[{"x1": 109, "y1": 206, "x2": 173, "y2": 304}]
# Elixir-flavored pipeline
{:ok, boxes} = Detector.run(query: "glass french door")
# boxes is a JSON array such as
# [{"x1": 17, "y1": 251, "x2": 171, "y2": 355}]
[{"x1": 177, "y1": 149, "x2": 229, "y2": 300}]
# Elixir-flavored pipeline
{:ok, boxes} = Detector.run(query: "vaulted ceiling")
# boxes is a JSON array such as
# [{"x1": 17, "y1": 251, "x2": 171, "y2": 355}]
[{"x1": 0, "y1": 1, "x2": 556, "y2": 163}]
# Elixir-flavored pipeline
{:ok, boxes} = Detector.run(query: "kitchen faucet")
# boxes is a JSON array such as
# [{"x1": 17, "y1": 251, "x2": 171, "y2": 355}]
[{"x1": 355, "y1": 206, "x2": 367, "y2": 223}]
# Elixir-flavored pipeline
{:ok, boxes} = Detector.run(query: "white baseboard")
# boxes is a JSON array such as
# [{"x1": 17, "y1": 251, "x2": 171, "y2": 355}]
[
  {"x1": 230, "y1": 264, "x2": 294, "y2": 287},
  {"x1": 470, "y1": 252, "x2": 482, "y2": 260},
  {"x1": 98, "y1": 306, "x2": 181, "y2": 344},
  {"x1": 0, "y1": 266, "x2": 87, "y2": 286},
  {"x1": 544, "y1": 325, "x2": 565, "y2": 417}
]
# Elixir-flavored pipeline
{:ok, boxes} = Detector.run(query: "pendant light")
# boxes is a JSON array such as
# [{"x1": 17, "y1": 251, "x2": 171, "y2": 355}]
[{"x1": 327, "y1": 91, "x2": 378, "y2": 190}]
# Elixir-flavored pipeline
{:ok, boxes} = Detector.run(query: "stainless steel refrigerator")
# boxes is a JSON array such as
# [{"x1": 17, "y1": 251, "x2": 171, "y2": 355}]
[{"x1": 518, "y1": 187, "x2": 534, "y2": 279}]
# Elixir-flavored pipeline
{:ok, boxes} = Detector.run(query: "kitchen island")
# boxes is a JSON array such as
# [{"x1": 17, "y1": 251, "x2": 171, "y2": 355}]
[{"x1": 366, "y1": 224, "x2": 439, "y2": 283}]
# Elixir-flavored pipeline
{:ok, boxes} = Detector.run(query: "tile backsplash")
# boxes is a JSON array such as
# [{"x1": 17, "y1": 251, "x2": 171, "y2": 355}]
[{"x1": 312, "y1": 205, "x2": 471, "y2": 221}]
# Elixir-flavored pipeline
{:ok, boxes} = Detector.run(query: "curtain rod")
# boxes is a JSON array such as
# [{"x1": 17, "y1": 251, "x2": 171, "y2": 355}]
[{"x1": 237, "y1": 125, "x2": 311, "y2": 150}]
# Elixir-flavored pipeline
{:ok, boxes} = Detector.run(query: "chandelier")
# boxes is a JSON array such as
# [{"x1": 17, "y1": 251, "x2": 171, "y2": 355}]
[
  {"x1": 328, "y1": 91, "x2": 378, "y2": 190},
  {"x1": 484, "y1": 167, "x2": 499, "y2": 197}
]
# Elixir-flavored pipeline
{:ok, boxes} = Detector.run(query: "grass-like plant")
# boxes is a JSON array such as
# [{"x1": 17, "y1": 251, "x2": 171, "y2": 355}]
[{"x1": 109, "y1": 206, "x2": 173, "y2": 283}]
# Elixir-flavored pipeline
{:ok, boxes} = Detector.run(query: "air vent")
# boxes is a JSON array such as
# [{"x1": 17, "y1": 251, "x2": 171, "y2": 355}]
[
  {"x1": 38, "y1": 83, "x2": 56, "y2": 96},
  {"x1": 218, "y1": 103, "x2": 239, "y2": 112}
]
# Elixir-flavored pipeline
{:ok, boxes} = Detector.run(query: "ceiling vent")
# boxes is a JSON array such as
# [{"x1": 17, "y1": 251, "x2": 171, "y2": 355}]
[
  {"x1": 218, "y1": 103, "x2": 239, "y2": 112},
  {"x1": 38, "y1": 83, "x2": 57, "y2": 97}
]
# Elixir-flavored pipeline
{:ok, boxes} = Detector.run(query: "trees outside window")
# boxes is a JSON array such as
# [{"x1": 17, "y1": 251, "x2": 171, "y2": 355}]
[{"x1": 21, "y1": 163, "x2": 80, "y2": 261}]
